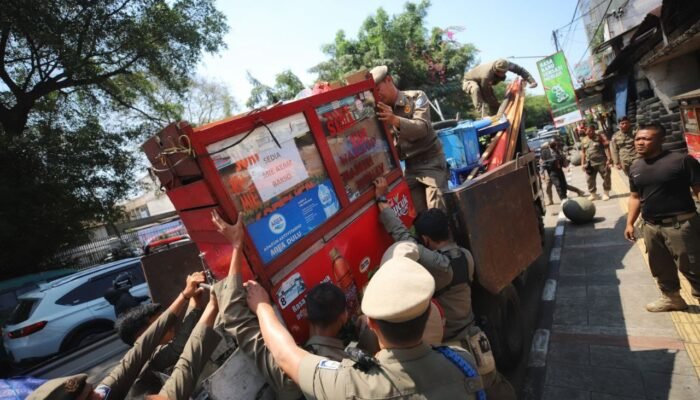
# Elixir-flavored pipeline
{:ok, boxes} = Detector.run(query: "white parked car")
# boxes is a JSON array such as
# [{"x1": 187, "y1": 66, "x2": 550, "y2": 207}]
[{"x1": 3, "y1": 258, "x2": 149, "y2": 363}]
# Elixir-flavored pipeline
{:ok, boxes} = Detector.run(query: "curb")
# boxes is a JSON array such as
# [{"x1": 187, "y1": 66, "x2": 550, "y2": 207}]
[{"x1": 521, "y1": 209, "x2": 567, "y2": 400}]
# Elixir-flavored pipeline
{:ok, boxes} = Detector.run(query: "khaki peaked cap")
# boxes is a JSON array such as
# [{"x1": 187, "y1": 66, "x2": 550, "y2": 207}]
[
  {"x1": 27, "y1": 374, "x2": 88, "y2": 400},
  {"x1": 362, "y1": 257, "x2": 435, "y2": 323},
  {"x1": 370, "y1": 65, "x2": 389, "y2": 84},
  {"x1": 380, "y1": 241, "x2": 420, "y2": 265}
]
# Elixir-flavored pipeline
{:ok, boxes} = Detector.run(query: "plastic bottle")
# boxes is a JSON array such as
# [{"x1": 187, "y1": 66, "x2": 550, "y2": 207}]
[
  {"x1": 318, "y1": 183, "x2": 339, "y2": 218},
  {"x1": 330, "y1": 248, "x2": 359, "y2": 315}
]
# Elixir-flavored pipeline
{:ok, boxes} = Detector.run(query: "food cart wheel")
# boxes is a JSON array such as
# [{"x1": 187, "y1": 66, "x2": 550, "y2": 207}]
[{"x1": 482, "y1": 284, "x2": 524, "y2": 371}]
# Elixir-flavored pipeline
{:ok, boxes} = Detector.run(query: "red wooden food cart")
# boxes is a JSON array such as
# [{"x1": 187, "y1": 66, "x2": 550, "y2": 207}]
[{"x1": 144, "y1": 78, "x2": 414, "y2": 341}]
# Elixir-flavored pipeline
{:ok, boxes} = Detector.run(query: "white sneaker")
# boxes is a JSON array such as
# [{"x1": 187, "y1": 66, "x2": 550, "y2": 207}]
[
  {"x1": 601, "y1": 193, "x2": 610, "y2": 201},
  {"x1": 587, "y1": 193, "x2": 599, "y2": 201}
]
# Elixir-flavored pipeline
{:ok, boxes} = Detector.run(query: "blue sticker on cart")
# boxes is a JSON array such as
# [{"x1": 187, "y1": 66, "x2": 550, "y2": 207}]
[{"x1": 247, "y1": 179, "x2": 340, "y2": 263}]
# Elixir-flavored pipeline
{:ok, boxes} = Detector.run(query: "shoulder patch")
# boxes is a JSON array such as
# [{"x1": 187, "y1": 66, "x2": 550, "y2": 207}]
[
  {"x1": 415, "y1": 93, "x2": 429, "y2": 108},
  {"x1": 318, "y1": 359, "x2": 341, "y2": 370},
  {"x1": 94, "y1": 385, "x2": 111, "y2": 399}
]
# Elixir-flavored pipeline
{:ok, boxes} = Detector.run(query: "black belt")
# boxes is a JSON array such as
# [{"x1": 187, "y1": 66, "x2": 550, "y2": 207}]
[{"x1": 643, "y1": 211, "x2": 697, "y2": 226}]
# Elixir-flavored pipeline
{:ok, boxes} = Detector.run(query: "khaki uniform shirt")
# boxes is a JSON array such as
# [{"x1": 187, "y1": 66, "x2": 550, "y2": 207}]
[
  {"x1": 582, "y1": 134, "x2": 609, "y2": 166},
  {"x1": 215, "y1": 273, "x2": 346, "y2": 400},
  {"x1": 610, "y1": 129, "x2": 639, "y2": 167},
  {"x1": 159, "y1": 322, "x2": 220, "y2": 400},
  {"x1": 304, "y1": 335, "x2": 347, "y2": 361},
  {"x1": 98, "y1": 310, "x2": 178, "y2": 400},
  {"x1": 298, "y1": 344, "x2": 481, "y2": 399},
  {"x1": 379, "y1": 208, "x2": 475, "y2": 342},
  {"x1": 129, "y1": 308, "x2": 202, "y2": 398},
  {"x1": 462, "y1": 60, "x2": 534, "y2": 108},
  {"x1": 392, "y1": 90, "x2": 443, "y2": 163}
]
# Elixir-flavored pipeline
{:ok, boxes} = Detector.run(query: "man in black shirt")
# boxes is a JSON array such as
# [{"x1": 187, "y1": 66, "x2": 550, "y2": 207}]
[{"x1": 625, "y1": 123, "x2": 700, "y2": 312}]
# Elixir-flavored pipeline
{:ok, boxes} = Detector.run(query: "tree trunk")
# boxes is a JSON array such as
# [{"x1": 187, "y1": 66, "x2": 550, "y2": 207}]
[{"x1": 0, "y1": 101, "x2": 33, "y2": 137}]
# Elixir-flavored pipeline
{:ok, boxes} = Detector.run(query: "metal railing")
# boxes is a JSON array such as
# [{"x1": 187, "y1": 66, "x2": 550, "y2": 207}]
[{"x1": 52, "y1": 220, "x2": 189, "y2": 270}]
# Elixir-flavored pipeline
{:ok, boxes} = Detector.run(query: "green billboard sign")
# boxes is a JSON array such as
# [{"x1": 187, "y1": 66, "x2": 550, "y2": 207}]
[{"x1": 537, "y1": 52, "x2": 582, "y2": 127}]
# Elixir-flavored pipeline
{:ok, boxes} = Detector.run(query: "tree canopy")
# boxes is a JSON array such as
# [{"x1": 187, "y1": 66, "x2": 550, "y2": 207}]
[
  {"x1": 246, "y1": 70, "x2": 305, "y2": 109},
  {"x1": 524, "y1": 94, "x2": 553, "y2": 130},
  {"x1": 0, "y1": 0, "x2": 228, "y2": 277},
  {"x1": 310, "y1": 0, "x2": 478, "y2": 119}
]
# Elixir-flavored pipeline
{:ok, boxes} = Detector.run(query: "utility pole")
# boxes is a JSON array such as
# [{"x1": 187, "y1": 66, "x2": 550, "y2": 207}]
[{"x1": 552, "y1": 30, "x2": 560, "y2": 52}]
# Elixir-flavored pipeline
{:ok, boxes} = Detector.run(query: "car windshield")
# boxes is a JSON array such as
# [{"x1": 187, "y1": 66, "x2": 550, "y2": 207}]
[
  {"x1": 528, "y1": 137, "x2": 550, "y2": 151},
  {"x1": 7, "y1": 298, "x2": 38, "y2": 325}
]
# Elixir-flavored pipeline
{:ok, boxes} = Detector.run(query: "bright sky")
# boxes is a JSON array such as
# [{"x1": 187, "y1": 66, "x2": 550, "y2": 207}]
[{"x1": 197, "y1": 0, "x2": 591, "y2": 109}]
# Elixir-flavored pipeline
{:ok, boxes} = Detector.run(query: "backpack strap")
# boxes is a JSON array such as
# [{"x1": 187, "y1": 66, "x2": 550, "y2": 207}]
[{"x1": 434, "y1": 248, "x2": 472, "y2": 298}]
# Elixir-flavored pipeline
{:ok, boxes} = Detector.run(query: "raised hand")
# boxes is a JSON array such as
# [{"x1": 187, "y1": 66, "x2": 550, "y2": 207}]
[{"x1": 212, "y1": 210, "x2": 245, "y2": 249}]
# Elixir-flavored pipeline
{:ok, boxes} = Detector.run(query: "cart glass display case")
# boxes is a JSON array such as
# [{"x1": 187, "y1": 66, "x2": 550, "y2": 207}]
[
  {"x1": 315, "y1": 90, "x2": 395, "y2": 201},
  {"x1": 206, "y1": 113, "x2": 339, "y2": 264}
]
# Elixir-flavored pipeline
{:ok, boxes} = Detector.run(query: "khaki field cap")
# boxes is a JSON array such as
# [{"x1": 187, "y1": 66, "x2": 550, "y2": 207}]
[
  {"x1": 493, "y1": 59, "x2": 509, "y2": 74},
  {"x1": 362, "y1": 257, "x2": 435, "y2": 322},
  {"x1": 380, "y1": 241, "x2": 420, "y2": 265},
  {"x1": 27, "y1": 374, "x2": 88, "y2": 400},
  {"x1": 370, "y1": 65, "x2": 389, "y2": 84}
]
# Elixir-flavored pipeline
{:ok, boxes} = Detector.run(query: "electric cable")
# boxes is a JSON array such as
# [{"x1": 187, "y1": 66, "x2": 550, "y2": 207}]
[{"x1": 575, "y1": 0, "x2": 615, "y2": 66}]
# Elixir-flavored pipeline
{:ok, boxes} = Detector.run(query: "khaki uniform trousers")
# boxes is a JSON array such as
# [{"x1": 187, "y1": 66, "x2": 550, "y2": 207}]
[
  {"x1": 405, "y1": 155, "x2": 449, "y2": 214},
  {"x1": 159, "y1": 324, "x2": 221, "y2": 400},
  {"x1": 586, "y1": 163, "x2": 611, "y2": 193},
  {"x1": 463, "y1": 80, "x2": 496, "y2": 118},
  {"x1": 642, "y1": 214, "x2": 700, "y2": 298}
]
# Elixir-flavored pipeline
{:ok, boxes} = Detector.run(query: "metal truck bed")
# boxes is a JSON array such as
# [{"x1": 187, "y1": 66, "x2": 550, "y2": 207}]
[{"x1": 444, "y1": 154, "x2": 542, "y2": 294}]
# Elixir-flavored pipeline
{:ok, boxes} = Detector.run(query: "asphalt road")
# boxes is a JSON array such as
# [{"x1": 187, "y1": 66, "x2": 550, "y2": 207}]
[{"x1": 28, "y1": 333, "x2": 128, "y2": 384}]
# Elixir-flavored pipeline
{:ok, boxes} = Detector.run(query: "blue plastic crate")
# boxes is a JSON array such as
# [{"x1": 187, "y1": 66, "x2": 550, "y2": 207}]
[
  {"x1": 438, "y1": 126, "x2": 467, "y2": 170},
  {"x1": 453, "y1": 121, "x2": 480, "y2": 165},
  {"x1": 438, "y1": 120, "x2": 483, "y2": 188},
  {"x1": 441, "y1": 121, "x2": 482, "y2": 166}
]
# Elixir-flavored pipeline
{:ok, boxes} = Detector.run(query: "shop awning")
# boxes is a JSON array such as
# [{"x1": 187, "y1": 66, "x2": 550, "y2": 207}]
[{"x1": 672, "y1": 88, "x2": 700, "y2": 101}]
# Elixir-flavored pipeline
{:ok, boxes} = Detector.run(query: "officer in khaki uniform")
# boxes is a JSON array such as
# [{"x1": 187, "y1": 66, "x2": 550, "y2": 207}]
[
  {"x1": 581, "y1": 125, "x2": 612, "y2": 201},
  {"x1": 374, "y1": 176, "x2": 516, "y2": 400},
  {"x1": 241, "y1": 252, "x2": 484, "y2": 399},
  {"x1": 540, "y1": 140, "x2": 585, "y2": 204},
  {"x1": 462, "y1": 59, "x2": 538, "y2": 117},
  {"x1": 210, "y1": 210, "x2": 347, "y2": 399},
  {"x1": 371, "y1": 65, "x2": 448, "y2": 213},
  {"x1": 28, "y1": 274, "x2": 210, "y2": 400},
  {"x1": 94, "y1": 273, "x2": 209, "y2": 399},
  {"x1": 127, "y1": 303, "x2": 204, "y2": 397},
  {"x1": 156, "y1": 293, "x2": 221, "y2": 400},
  {"x1": 610, "y1": 116, "x2": 639, "y2": 176},
  {"x1": 357, "y1": 242, "x2": 445, "y2": 353}
]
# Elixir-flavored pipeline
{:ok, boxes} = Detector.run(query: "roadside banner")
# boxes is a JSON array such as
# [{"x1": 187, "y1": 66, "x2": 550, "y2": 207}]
[{"x1": 537, "y1": 52, "x2": 583, "y2": 127}]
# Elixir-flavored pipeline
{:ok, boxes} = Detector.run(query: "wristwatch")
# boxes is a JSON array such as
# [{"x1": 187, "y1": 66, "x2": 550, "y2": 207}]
[{"x1": 376, "y1": 195, "x2": 388, "y2": 204}]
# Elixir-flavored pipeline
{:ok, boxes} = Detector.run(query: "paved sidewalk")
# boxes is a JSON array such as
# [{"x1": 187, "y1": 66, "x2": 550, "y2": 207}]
[{"x1": 538, "y1": 167, "x2": 700, "y2": 400}]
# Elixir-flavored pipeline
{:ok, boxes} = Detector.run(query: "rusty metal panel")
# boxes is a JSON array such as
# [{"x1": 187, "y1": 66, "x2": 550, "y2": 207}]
[
  {"x1": 141, "y1": 242, "x2": 203, "y2": 305},
  {"x1": 445, "y1": 159, "x2": 542, "y2": 294}
]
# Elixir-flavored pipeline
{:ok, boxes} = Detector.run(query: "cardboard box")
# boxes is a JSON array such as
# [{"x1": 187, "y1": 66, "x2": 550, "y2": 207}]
[{"x1": 345, "y1": 70, "x2": 370, "y2": 85}]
